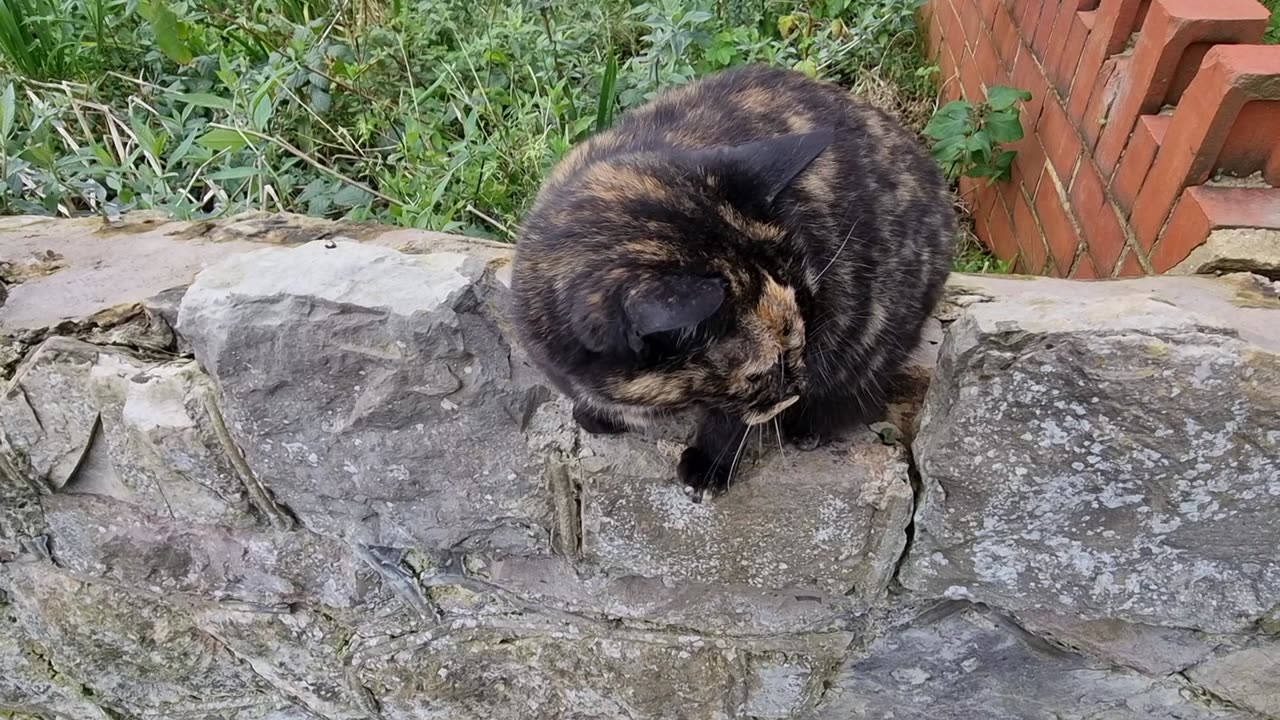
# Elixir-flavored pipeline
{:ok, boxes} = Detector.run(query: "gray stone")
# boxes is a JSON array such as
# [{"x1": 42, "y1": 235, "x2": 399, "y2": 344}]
[
  {"x1": 178, "y1": 240, "x2": 552, "y2": 553},
  {"x1": 1170, "y1": 228, "x2": 1280, "y2": 280},
  {"x1": 1014, "y1": 610, "x2": 1219, "y2": 676},
  {"x1": 527, "y1": 397, "x2": 914, "y2": 601},
  {"x1": 0, "y1": 337, "x2": 269, "y2": 527},
  {"x1": 465, "y1": 553, "x2": 863, "y2": 637},
  {"x1": 0, "y1": 211, "x2": 511, "y2": 381},
  {"x1": 0, "y1": 561, "x2": 294, "y2": 718},
  {"x1": 1186, "y1": 642, "x2": 1280, "y2": 718},
  {"x1": 901, "y1": 273, "x2": 1280, "y2": 633},
  {"x1": 352, "y1": 617, "x2": 845, "y2": 720},
  {"x1": 43, "y1": 494, "x2": 375, "y2": 610},
  {"x1": 194, "y1": 606, "x2": 376, "y2": 720},
  {"x1": 0, "y1": 611, "x2": 114, "y2": 720},
  {"x1": 805, "y1": 604, "x2": 1257, "y2": 720}
]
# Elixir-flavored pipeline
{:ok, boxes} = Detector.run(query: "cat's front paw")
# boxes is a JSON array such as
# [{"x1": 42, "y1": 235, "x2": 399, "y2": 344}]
[
  {"x1": 677, "y1": 446, "x2": 735, "y2": 502},
  {"x1": 790, "y1": 433, "x2": 823, "y2": 451}
]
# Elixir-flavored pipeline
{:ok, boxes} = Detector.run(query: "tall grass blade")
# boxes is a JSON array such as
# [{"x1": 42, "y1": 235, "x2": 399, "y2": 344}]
[{"x1": 594, "y1": 51, "x2": 619, "y2": 134}]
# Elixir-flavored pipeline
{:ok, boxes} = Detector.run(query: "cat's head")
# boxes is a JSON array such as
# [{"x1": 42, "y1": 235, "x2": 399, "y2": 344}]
[{"x1": 518, "y1": 130, "x2": 835, "y2": 425}]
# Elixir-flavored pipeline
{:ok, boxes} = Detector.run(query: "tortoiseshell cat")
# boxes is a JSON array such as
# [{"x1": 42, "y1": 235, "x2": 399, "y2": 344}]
[{"x1": 511, "y1": 64, "x2": 954, "y2": 500}]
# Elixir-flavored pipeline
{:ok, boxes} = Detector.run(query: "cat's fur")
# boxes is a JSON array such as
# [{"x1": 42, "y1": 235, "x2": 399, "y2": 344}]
[{"x1": 511, "y1": 64, "x2": 954, "y2": 499}]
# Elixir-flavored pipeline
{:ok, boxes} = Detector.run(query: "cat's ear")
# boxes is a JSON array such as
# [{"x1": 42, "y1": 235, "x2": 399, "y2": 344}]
[
  {"x1": 569, "y1": 275, "x2": 725, "y2": 355},
  {"x1": 623, "y1": 275, "x2": 726, "y2": 344},
  {"x1": 692, "y1": 129, "x2": 834, "y2": 205}
]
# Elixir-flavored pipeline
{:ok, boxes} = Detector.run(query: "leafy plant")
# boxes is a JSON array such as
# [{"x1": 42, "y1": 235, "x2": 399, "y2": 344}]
[
  {"x1": 925, "y1": 85, "x2": 1031, "y2": 183},
  {"x1": 0, "y1": 0, "x2": 941, "y2": 239}
]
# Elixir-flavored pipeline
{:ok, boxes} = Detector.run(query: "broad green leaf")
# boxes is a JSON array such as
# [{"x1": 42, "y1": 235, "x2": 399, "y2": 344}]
[
  {"x1": 965, "y1": 130, "x2": 993, "y2": 164},
  {"x1": 146, "y1": 0, "x2": 193, "y2": 65},
  {"x1": 931, "y1": 133, "x2": 967, "y2": 162},
  {"x1": 985, "y1": 109, "x2": 1025, "y2": 143},
  {"x1": 923, "y1": 113, "x2": 969, "y2": 140},
  {"x1": 174, "y1": 93, "x2": 234, "y2": 110},
  {"x1": 0, "y1": 84, "x2": 14, "y2": 140},
  {"x1": 333, "y1": 184, "x2": 372, "y2": 207},
  {"x1": 986, "y1": 85, "x2": 1032, "y2": 112},
  {"x1": 251, "y1": 92, "x2": 273, "y2": 131},
  {"x1": 197, "y1": 128, "x2": 249, "y2": 152},
  {"x1": 205, "y1": 166, "x2": 259, "y2": 181}
]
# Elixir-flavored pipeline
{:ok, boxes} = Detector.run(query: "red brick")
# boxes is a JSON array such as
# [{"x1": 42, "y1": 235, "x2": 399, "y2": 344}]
[
  {"x1": 975, "y1": 30, "x2": 1003, "y2": 83},
  {"x1": 1051, "y1": 14, "x2": 1092, "y2": 95},
  {"x1": 1216, "y1": 100, "x2": 1280, "y2": 180},
  {"x1": 925, "y1": 3, "x2": 946, "y2": 58},
  {"x1": 1167, "y1": 41, "x2": 1215, "y2": 103},
  {"x1": 1115, "y1": 248, "x2": 1146, "y2": 277},
  {"x1": 1016, "y1": 0, "x2": 1043, "y2": 37},
  {"x1": 1084, "y1": 199, "x2": 1128, "y2": 273},
  {"x1": 1009, "y1": 136, "x2": 1048, "y2": 206},
  {"x1": 992, "y1": 4, "x2": 1022, "y2": 65},
  {"x1": 1034, "y1": 165, "x2": 1085, "y2": 275},
  {"x1": 1042, "y1": 0, "x2": 1083, "y2": 76},
  {"x1": 978, "y1": 0, "x2": 1002, "y2": 26},
  {"x1": 1011, "y1": 49, "x2": 1051, "y2": 129},
  {"x1": 1068, "y1": 0, "x2": 1147, "y2": 123},
  {"x1": 1094, "y1": 0, "x2": 1271, "y2": 176},
  {"x1": 1148, "y1": 190, "x2": 1212, "y2": 272},
  {"x1": 1130, "y1": 45, "x2": 1280, "y2": 251},
  {"x1": 1069, "y1": 252, "x2": 1100, "y2": 278},
  {"x1": 1038, "y1": 95, "x2": 1083, "y2": 179},
  {"x1": 1178, "y1": 185, "x2": 1280, "y2": 229},
  {"x1": 939, "y1": 40, "x2": 962, "y2": 102},
  {"x1": 1110, "y1": 114, "x2": 1168, "y2": 213},
  {"x1": 940, "y1": 0, "x2": 966, "y2": 53},
  {"x1": 1012, "y1": 191, "x2": 1051, "y2": 273},
  {"x1": 1069, "y1": 157, "x2": 1107, "y2": 224},
  {"x1": 1081, "y1": 55, "x2": 1127, "y2": 148},
  {"x1": 961, "y1": 0, "x2": 986, "y2": 51},
  {"x1": 1032, "y1": 0, "x2": 1062, "y2": 58},
  {"x1": 987, "y1": 194, "x2": 1022, "y2": 261},
  {"x1": 959, "y1": 47, "x2": 986, "y2": 100}
]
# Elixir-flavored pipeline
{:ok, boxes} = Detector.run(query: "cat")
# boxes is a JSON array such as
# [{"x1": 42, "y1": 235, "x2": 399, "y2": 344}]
[{"x1": 510, "y1": 64, "x2": 954, "y2": 501}]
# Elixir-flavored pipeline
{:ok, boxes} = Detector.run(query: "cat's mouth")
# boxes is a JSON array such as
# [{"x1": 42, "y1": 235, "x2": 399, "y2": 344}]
[{"x1": 742, "y1": 395, "x2": 799, "y2": 426}]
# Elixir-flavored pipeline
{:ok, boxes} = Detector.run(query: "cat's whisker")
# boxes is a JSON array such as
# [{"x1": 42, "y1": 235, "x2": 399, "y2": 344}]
[
  {"x1": 726, "y1": 427, "x2": 751, "y2": 489},
  {"x1": 774, "y1": 418, "x2": 787, "y2": 460}
]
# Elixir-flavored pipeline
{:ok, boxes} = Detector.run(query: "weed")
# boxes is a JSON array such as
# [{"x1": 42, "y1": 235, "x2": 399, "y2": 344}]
[{"x1": 924, "y1": 85, "x2": 1031, "y2": 183}]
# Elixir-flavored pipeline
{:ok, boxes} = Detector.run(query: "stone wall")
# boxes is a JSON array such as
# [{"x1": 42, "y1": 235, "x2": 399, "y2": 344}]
[{"x1": 1, "y1": 212, "x2": 1279, "y2": 719}]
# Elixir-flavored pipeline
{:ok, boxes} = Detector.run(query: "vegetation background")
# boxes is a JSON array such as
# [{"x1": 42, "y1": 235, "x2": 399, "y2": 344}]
[{"x1": 1, "y1": 0, "x2": 1277, "y2": 272}]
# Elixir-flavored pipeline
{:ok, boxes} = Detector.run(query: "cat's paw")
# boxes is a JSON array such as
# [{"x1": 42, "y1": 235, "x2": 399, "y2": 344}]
[
  {"x1": 677, "y1": 446, "x2": 734, "y2": 503},
  {"x1": 572, "y1": 402, "x2": 627, "y2": 435},
  {"x1": 791, "y1": 433, "x2": 823, "y2": 451}
]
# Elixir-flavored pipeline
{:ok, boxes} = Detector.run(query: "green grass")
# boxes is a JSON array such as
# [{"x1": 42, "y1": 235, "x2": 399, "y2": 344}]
[
  {"x1": 1264, "y1": 0, "x2": 1280, "y2": 44},
  {"x1": 0, "y1": 0, "x2": 1013, "y2": 273}
]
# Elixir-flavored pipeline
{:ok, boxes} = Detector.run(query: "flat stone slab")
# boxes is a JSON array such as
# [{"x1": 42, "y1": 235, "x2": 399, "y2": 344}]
[
  {"x1": 804, "y1": 603, "x2": 1258, "y2": 720},
  {"x1": 901, "y1": 272, "x2": 1280, "y2": 633},
  {"x1": 178, "y1": 240, "x2": 552, "y2": 554},
  {"x1": 0, "y1": 211, "x2": 505, "y2": 335}
]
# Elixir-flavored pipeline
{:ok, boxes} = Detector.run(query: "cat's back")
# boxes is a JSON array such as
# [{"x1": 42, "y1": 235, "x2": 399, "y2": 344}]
[{"x1": 541, "y1": 64, "x2": 890, "y2": 189}]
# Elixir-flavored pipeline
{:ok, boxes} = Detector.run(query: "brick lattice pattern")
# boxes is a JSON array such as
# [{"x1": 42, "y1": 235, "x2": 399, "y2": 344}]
[{"x1": 923, "y1": 0, "x2": 1280, "y2": 277}]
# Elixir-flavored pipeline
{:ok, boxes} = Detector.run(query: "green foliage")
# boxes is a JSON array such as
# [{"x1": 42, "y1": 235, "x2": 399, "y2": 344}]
[
  {"x1": 953, "y1": 241, "x2": 1014, "y2": 274},
  {"x1": 0, "y1": 0, "x2": 938, "y2": 239},
  {"x1": 1263, "y1": 0, "x2": 1280, "y2": 45},
  {"x1": 924, "y1": 85, "x2": 1031, "y2": 183}
]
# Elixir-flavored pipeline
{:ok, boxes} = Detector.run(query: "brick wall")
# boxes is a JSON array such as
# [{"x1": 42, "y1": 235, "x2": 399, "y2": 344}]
[{"x1": 923, "y1": 0, "x2": 1280, "y2": 277}]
